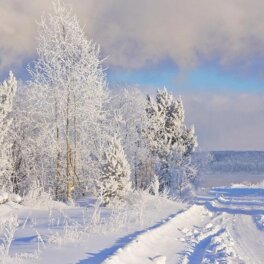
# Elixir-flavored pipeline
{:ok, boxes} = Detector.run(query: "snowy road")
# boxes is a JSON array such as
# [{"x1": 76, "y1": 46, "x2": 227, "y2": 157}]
[
  {"x1": 103, "y1": 187, "x2": 264, "y2": 264},
  {"x1": 1, "y1": 186, "x2": 263, "y2": 263}
]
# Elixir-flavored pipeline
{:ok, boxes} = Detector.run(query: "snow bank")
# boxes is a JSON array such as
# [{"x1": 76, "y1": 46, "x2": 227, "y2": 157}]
[
  {"x1": 255, "y1": 215, "x2": 264, "y2": 230},
  {"x1": 231, "y1": 180, "x2": 264, "y2": 188},
  {"x1": 22, "y1": 189, "x2": 67, "y2": 209},
  {"x1": 9, "y1": 194, "x2": 22, "y2": 204},
  {"x1": 0, "y1": 191, "x2": 22, "y2": 205},
  {"x1": 103, "y1": 205, "x2": 205, "y2": 264},
  {"x1": 0, "y1": 191, "x2": 9, "y2": 204}
]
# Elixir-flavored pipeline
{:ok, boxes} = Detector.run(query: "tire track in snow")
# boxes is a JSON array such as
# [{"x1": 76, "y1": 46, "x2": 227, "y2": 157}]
[
  {"x1": 227, "y1": 214, "x2": 264, "y2": 264},
  {"x1": 180, "y1": 212, "x2": 243, "y2": 264},
  {"x1": 103, "y1": 186, "x2": 264, "y2": 264},
  {"x1": 103, "y1": 205, "x2": 214, "y2": 264},
  {"x1": 205, "y1": 200, "x2": 264, "y2": 216},
  {"x1": 253, "y1": 215, "x2": 264, "y2": 230},
  {"x1": 186, "y1": 229, "x2": 224, "y2": 264}
]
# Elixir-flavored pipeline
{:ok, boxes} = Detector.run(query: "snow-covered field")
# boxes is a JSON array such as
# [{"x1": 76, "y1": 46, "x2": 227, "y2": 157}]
[
  {"x1": 0, "y1": 192, "x2": 186, "y2": 264},
  {"x1": 104, "y1": 184, "x2": 264, "y2": 264},
  {"x1": 0, "y1": 180, "x2": 263, "y2": 264}
]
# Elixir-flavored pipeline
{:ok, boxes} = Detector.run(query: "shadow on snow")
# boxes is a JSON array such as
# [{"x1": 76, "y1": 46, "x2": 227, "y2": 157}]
[{"x1": 77, "y1": 210, "x2": 184, "y2": 264}]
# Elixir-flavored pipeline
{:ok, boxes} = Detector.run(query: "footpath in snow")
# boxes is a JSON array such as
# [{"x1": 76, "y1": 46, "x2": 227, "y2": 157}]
[
  {"x1": 0, "y1": 192, "x2": 186, "y2": 264},
  {"x1": 101, "y1": 185, "x2": 264, "y2": 264},
  {"x1": 0, "y1": 185, "x2": 264, "y2": 264}
]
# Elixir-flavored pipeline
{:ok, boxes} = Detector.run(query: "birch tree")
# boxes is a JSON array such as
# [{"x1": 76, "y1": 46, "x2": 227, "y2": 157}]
[
  {"x1": 0, "y1": 72, "x2": 17, "y2": 191},
  {"x1": 28, "y1": 1, "x2": 108, "y2": 200},
  {"x1": 5, "y1": 84, "x2": 38, "y2": 195},
  {"x1": 112, "y1": 88, "x2": 154, "y2": 190}
]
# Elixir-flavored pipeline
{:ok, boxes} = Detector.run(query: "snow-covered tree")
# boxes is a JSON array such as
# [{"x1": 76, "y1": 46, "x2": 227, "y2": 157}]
[
  {"x1": 28, "y1": 0, "x2": 108, "y2": 200},
  {"x1": 111, "y1": 88, "x2": 154, "y2": 190},
  {"x1": 5, "y1": 85, "x2": 38, "y2": 195},
  {"x1": 144, "y1": 88, "x2": 197, "y2": 192},
  {"x1": 0, "y1": 72, "x2": 17, "y2": 190},
  {"x1": 97, "y1": 135, "x2": 131, "y2": 206}
]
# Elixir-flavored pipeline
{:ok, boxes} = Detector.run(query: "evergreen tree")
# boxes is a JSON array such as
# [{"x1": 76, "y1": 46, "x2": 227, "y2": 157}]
[
  {"x1": 97, "y1": 135, "x2": 131, "y2": 206},
  {"x1": 144, "y1": 88, "x2": 197, "y2": 192}
]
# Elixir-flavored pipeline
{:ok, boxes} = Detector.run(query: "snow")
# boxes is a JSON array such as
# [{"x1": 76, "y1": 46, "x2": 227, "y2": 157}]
[
  {"x1": 0, "y1": 191, "x2": 8, "y2": 204},
  {"x1": 0, "y1": 192, "x2": 22, "y2": 205},
  {"x1": 0, "y1": 181, "x2": 263, "y2": 263},
  {"x1": 254, "y1": 215, "x2": 264, "y2": 230},
  {"x1": 100, "y1": 184, "x2": 264, "y2": 264},
  {"x1": 0, "y1": 192, "x2": 186, "y2": 264},
  {"x1": 9, "y1": 194, "x2": 22, "y2": 204},
  {"x1": 1, "y1": 2, "x2": 263, "y2": 264},
  {"x1": 0, "y1": 162, "x2": 263, "y2": 264}
]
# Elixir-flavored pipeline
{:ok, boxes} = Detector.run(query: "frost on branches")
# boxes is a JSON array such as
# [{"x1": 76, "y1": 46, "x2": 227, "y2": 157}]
[
  {"x1": 144, "y1": 88, "x2": 198, "y2": 193},
  {"x1": 97, "y1": 135, "x2": 131, "y2": 206},
  {"x1": 8, "y1": 89, "x2": 35, "y2": 195},
  {"x1": 28, "y1": 1, "x2": 108, "y2": 201},
  {"x1": 111, "y1": 88, "x2": 154, "y2": 190},
  {"x1": 0, "y1": 72, "x2": 17, "y2": 190}
]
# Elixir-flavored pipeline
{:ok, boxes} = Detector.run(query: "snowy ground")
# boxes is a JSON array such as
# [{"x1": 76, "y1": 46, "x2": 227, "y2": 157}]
[
  {"x1": 103, "y1": 184, "x2": 264, "y2": 264},
  {"x1": 0, "y1": 192, "x2": 186, "y2": 264},
  {"x1": 0, "y1": 183, "x2": 264, "y2": 264}
]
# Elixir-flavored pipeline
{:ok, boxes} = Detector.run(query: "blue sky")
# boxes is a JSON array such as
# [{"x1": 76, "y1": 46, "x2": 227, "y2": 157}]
[
  {"x1": 1, "y1": 0, "x2": 264, "y2": 150},
  {"x1": 108, "y1": 61, "x2": 264, "y2": 151},
  {"x1": 5, "y1": 58, "x2": 264, "y2": 94},
  {"x1": 108, "y1": 62, "x2": 264, "y2": 93}
]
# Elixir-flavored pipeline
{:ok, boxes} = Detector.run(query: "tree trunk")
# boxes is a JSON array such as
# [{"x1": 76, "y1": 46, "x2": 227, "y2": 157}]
[
  {"x1": 55, "y1": 100, "x2": 62, "y2": 200},
  {"x1": 73, "y1": 94, "x2": 78, "y2": 188},
  {"x1": 159, "y1": 159, "x2": 170, "y2": 192},
  {"x1": 66, "y1": 92, "x2": 72, "y2": 201}
]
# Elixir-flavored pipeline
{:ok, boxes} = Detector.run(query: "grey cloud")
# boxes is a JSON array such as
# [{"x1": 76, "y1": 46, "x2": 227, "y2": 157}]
[
  {"x1": 0, "y1": 1, "x2": 52, "y2": 71},
  {"x1": 182, "y1": 92, "x2": 264, "y2": 151},
  {"x1": 1, "y1": 1, "x2": 264, "y2": 151},
  {"x1": 1, "y1": 0, "x2": 264, "y2": 71}
]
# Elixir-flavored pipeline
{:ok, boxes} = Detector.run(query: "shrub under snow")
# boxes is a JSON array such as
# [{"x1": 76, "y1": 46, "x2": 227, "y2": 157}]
[
  {"x1": 0, "y1": 191, "x2": 9, "y2": 204},
  {"x1": 0, "y1": 191, "x2": 22, "y2": 205}
]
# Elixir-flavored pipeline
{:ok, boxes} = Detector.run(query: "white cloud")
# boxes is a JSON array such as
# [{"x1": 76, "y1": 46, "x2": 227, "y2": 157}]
[
  {"x1": 0, "y1": 1, "x2": 52, "y2": 71},
  {"x1": 1, "y1": 0, "x2": 264, "y2": 71},
  {"x1": 1, "y1": 1, "x2": 264, "y2": 150}
]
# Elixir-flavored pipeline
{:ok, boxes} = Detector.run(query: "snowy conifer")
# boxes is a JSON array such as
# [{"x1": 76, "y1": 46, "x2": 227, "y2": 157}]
[
  {"x1": 144, "y1": 88, "x2": 197, "y2": 192},
  {"x1": 0, "y1": 72, "x2": 17, "y2": 190},
  {"x1": 97, "y1": 135, "x2": 131, "y2": 206}
]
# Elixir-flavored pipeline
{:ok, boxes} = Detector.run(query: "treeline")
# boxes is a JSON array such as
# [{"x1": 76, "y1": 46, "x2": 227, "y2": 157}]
[{"x1": 0, "y1": 1, "x2": 197, "y2": 205}]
